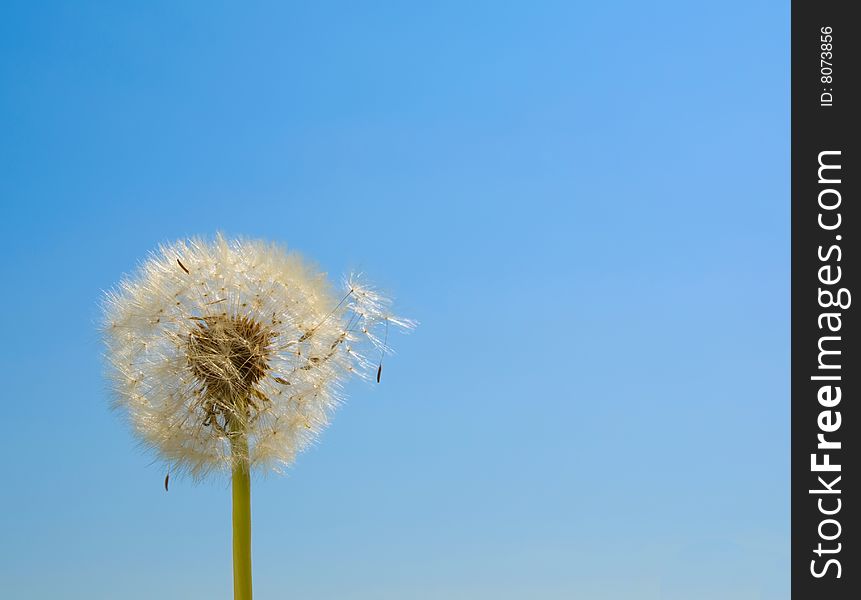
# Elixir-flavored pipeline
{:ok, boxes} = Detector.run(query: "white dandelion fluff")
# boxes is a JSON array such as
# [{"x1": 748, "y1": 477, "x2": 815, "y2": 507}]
[{"x1": 102, "y1": 234, "x2": 414, "y2": 479}]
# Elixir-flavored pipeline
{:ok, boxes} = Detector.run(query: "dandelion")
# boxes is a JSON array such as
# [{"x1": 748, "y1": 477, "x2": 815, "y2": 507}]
[{"x1": 102, "y1": 234, "x2": 414, "y2": 599}]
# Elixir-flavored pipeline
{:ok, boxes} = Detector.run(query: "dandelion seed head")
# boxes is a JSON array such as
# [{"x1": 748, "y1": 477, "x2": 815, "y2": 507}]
[{"x1": 102, "y1": 234, "x2": 414, "y2": 479}]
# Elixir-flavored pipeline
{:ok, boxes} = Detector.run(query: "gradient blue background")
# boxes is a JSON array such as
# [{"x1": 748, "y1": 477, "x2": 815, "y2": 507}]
[{"x1": 0, "y1": 1, "x2": 789, "y2": 598}]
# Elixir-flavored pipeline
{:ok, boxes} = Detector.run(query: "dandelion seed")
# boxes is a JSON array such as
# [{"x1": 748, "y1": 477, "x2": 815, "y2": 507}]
[
  {"x1": 103, "y1": 235, "x2": 414, "y2": 477},
  {"x1": 377, "y1": 318, "x2": 389, "y2": 383}
]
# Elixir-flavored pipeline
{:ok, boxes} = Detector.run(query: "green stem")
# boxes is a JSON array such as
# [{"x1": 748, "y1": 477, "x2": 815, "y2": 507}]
[{"x1": 231, "y1": 435, "x2": 253, "y2": 600}]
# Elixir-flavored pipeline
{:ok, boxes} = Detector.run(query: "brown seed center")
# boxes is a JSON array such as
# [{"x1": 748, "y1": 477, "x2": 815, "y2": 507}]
[{"x1": 186, "y1": 314, "x2": 274, "y2": 431}]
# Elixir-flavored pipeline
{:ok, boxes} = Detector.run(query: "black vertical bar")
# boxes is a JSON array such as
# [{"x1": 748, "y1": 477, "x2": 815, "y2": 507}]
[{"x1": 792, "y1": 1, "x2": 858, "y2": 598}]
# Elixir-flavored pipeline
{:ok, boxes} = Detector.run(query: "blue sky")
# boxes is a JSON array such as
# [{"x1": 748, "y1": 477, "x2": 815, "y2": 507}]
[{"x1": 0, "y1": 1, "x2": 788, "y2": 598}]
